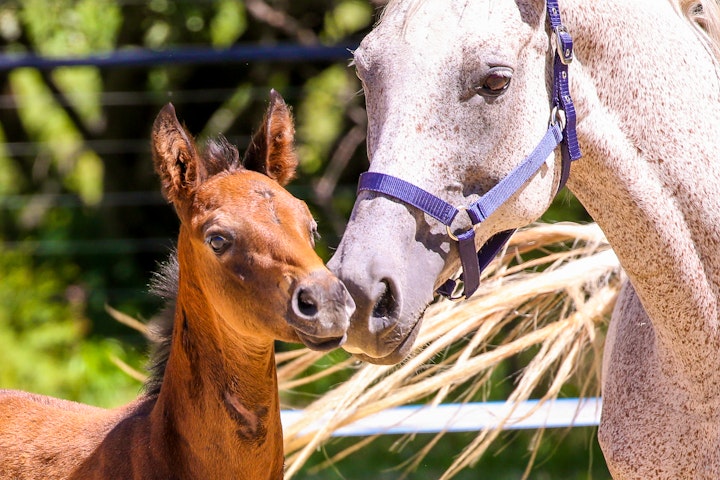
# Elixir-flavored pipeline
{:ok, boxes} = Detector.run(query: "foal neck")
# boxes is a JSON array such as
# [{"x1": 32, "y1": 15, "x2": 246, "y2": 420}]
[{"x1": 151, "y1": 251, "x2": 284, "y2": 479}]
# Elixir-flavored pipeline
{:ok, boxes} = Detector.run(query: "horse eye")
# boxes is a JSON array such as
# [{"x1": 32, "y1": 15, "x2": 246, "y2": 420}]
[
  {"x1": 207, "y1": 234, "x2": 230, "y2": 254},
  {"x1": 475, "y1": 68, "x2": 513, "y2": 97}
]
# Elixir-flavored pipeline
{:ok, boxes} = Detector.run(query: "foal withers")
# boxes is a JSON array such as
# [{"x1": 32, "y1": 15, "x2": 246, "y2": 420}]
[{"x1": 0, "y1": 91, "x2": 354, "y2": 479}]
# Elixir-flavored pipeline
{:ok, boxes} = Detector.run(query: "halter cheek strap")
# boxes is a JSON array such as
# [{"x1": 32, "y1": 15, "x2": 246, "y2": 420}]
[{"x1": 357, "y1": 0, "x2": 581, "y2": 300}]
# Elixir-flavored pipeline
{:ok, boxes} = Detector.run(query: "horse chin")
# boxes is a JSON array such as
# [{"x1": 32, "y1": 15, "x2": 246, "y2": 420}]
[
  {"x1": 343, "y1": 314, "x2": 423, "y2": 365},
  {"x1": 295, "y1": 331, "x2": 348, "y2": 351},
  {"x1": 332, "y1": 250, "x2": 436, "y2": 364}
]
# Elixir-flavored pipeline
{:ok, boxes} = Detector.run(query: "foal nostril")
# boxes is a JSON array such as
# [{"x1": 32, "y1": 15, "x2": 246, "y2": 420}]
[
  {"x1": 294, "y1": 287, "x2": 319, "y2": 318},
  {"x1": 372, "y1": 279, "x2": 396, "y2": 320}
]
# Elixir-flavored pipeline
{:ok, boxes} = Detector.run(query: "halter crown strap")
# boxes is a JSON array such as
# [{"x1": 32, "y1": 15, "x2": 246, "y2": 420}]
[
  {"x1": 356, "y1": 1, "x2": 581, "y2": 300},
  {"x1": 548, "y1": 0, "x2": 581, "y2": 163}
]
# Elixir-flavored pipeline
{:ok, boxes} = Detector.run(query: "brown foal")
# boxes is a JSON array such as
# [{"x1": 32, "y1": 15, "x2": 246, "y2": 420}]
[{"x1": 0, "y1": 90, "x2": 354, "y2": 479}]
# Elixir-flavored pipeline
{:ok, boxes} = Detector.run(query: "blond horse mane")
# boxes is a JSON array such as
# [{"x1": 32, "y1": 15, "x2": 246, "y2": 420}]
[{"x1": 675, "y1": 0, "x2": 720, "y2": 60}]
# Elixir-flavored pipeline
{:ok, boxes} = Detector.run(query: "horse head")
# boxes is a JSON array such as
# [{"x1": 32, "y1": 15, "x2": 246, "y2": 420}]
[
  {"x1": 329, "y1": 0, "x2": 567, "y2": 363},
  {"x1": 152, "y1": 91, "x2": 354, "y2": 351}
]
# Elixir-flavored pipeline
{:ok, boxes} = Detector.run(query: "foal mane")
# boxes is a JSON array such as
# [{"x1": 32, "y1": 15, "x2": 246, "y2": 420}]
[
  {"x1": 144, "y1": 252, "x2": 178, "y2": 396},
  {"x1": 143, "y1": 136, "x2": 242, "y2": 396}
]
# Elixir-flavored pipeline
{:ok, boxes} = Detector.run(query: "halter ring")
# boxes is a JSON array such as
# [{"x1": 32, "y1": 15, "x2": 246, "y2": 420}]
[
  {"x1": 447, "y1": 284, "x2": 466, "y2": 302},
  {"x1": 550, "y1": 106, "x2": 567, "y2": 131},
  {"x1": 446, "y1": 206, "x2": 474, "y2": 241}
]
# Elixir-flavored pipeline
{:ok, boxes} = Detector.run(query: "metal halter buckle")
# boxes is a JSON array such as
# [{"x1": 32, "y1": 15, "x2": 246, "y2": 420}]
[{"x1": 553, "y1": 25, "x2": 574, "y2": 65}]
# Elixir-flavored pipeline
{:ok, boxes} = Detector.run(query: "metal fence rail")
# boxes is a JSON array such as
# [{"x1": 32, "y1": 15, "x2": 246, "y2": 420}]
[
  {"x1": 281, "y1": 398, "x2": 602, "y2": 437},
  {"x1": 0, "y1": 43, "x2": 357, "y2": 71}
]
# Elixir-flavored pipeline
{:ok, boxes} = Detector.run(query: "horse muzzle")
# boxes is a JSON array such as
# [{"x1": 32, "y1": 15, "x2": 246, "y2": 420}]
[{"x1": 287, "y1": 270, "x2": 355, "y2": 351}]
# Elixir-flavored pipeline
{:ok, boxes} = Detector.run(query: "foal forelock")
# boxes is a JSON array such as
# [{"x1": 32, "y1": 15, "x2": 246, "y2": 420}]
[{"x1": 202, "y1": 136, "x2": 243, "y2": 177}]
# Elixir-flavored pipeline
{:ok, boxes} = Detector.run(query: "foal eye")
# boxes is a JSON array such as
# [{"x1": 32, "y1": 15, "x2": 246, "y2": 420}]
[
  {"x1": 207, "y1": 234, "x2": 230, "y2": 254},
  {"x1": 475, "y1": 67, "x2": 513, "y2": 98}
]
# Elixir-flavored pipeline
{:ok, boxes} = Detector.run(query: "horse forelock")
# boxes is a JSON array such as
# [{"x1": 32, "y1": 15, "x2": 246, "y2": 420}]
[
  {"x1": 201, "y1": 136, "x2": 243, "y2": 178},
  {"x1": 144, "y1": 252, "x2": 180, "y2": 396},
  {"x1": 380, "y1": 0, "x2": 421, "y2": 21},
  {"x1": 376, "y1": 0, "x2": 517, "y2": 47},
  {"x1": 380, "y1": 0, "x2": 475, "y2": 27}
]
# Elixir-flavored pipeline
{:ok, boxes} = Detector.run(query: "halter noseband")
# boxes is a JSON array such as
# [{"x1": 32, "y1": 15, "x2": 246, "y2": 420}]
[{"x1": 357, "y1": 0, "x2": 582, "y2": 300}]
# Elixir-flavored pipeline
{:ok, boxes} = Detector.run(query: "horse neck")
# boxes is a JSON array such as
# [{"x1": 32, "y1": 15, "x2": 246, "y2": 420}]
[
  {"x1": 150, "y1": 246, "x2": 284, "y2": 479},
  {"x1": 564, "y1": 0, "x2": 720, "y2": 364}
]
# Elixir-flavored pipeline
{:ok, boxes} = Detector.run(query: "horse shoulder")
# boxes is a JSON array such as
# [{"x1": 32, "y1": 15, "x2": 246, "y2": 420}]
[
  {"x1": 600, "y1": 285, "x2": 720, "y2": 478},
  {"x1": 68, "y1": 396, "x2": 174, "y2": 480},
  {"x1": 0, "y1": 389, "x2": 111, "y2": 479},
  {"x1": 0, "y1": 390, "x2": 161, "y2": 480}
]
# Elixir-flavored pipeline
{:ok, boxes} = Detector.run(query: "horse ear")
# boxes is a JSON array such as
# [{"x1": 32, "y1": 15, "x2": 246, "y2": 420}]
[
  {"x1": 243, "y1": 89, "x2": 298, "y2": 186},
  {"x1": 152, "y1": 103, "x2": 202, "y2": 208}
]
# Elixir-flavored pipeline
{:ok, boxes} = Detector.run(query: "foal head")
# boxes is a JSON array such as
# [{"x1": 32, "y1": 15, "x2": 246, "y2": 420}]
[{"x1": 151, "y1": 91, "x2": 354, "y2": 350}]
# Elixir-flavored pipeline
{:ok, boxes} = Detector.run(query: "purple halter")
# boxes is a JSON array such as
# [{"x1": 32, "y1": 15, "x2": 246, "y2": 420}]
[{"x1": 357, "y1": 0, "x2": 582, "y2": 300}]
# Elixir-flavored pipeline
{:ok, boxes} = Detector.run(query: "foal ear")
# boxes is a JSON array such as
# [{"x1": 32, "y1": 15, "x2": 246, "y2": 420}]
[
  {"x1": 243, "y1": 89, "x2": 298, "y2": 186},
  {"x1": 152, "y1": 103, "x2": 201, "y2": 207}
]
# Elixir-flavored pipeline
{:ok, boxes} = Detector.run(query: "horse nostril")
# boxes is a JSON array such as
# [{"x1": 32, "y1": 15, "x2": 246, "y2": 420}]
[
  {"x1": 372, "y1": 279, "x2": 396, "y2": 319},
  {"x1": 295, "y1": 288, "x2": 319, "y2": 318}
]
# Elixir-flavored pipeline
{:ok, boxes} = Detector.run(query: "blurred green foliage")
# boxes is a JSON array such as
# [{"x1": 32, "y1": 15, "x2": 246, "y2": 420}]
[
  {"x1": 298, "y1": 64, "x2": 353, "y2": 174},
  {"x1": 0, "y1": 0, "x2": 606, "y2": 477},
  {"x1": 0, "y1": 248, "x2": 142, "y2": 406}
]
